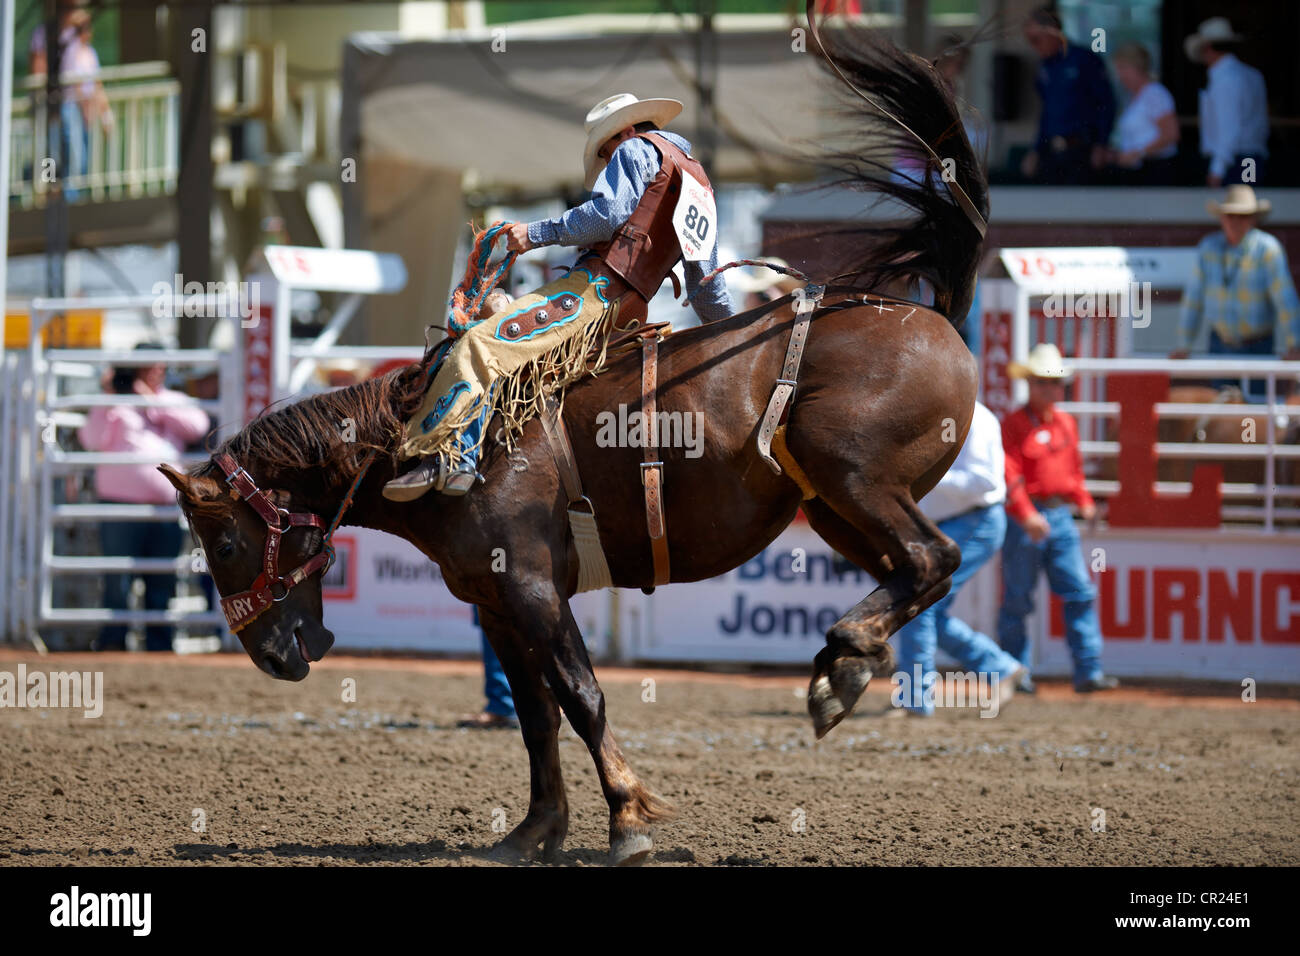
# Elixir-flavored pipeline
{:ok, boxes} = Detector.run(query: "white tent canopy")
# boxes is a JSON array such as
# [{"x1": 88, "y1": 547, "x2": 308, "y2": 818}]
[{"x1": 343, "y1": 29, "x2": 831, "y2": 192}]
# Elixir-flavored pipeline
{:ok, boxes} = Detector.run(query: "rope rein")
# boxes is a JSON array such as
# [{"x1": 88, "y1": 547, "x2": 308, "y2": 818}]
[
  {"x1": 695, "y1": 257, "x2": 814, "y2": 294},
  {"x1": 322, "y1": 450, "x2": 378, "y2": 568},
  {"x1": 445, "y1": 221, "x2": 519, "y2": 340}
]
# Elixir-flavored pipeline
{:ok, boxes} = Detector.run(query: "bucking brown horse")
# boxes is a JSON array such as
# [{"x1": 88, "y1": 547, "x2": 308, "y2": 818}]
[{"x1": 159, "y1": 28, "x2": 988, "y2": 864}]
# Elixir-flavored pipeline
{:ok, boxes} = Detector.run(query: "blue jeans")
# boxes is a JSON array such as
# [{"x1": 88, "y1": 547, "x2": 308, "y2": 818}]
[
  {"x1": 894, "y1": 505, "x2": 1023, "y2": 714},
  {"x1": 481, "y1": 634, "x2": 516, "y2": 718},
  {"x1": 98, "y1": 519, "x2": 184, "y2": 651},
  {"x1": 60, "y1": 99, "x2": 87, "y2": 201},
  {"x1": 1208, "y1": 328, "x2": 1273, "y2": 400},
  {"x1": 456, "y1": 400, "x2": 491, "y2": 471},
  {"x1": 997, "y1": 505, "x2": 1103, "y2": 685}
]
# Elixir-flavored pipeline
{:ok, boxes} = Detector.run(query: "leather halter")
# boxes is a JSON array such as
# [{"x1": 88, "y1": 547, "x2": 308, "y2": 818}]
[{"x1": 210, "y1": 452, "x2": 369, "y2": 634}]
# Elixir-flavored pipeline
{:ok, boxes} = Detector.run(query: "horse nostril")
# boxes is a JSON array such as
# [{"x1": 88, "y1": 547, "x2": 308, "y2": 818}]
[{"x1": 263, "y1": 651, "x2": 287, "y2": 678}]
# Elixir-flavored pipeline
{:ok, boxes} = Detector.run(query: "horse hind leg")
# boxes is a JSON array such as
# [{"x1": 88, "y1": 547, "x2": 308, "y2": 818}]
[{"x1": 801, "y1": 492, "x2": 961, "y2": 738}]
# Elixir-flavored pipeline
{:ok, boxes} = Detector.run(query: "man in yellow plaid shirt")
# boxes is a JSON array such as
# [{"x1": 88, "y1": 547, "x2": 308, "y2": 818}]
[{"x1": 1173, "y1": 186, "x2": 1300, "y2": 397}]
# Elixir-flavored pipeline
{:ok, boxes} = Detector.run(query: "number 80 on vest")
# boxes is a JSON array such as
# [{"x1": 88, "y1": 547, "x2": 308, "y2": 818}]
[{"x1": 673, "y1": 169, "x2": 719, "y2": 262}]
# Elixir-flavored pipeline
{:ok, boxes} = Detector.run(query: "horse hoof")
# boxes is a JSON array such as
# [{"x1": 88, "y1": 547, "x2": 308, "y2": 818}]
[
  {"x1": 487, "y1": 840, "x2": 535, "y2": 865},
  {"x1": 808, "y1": 674, "x2": 845, "y2": 739},
  {"x1": 829, "y1": 655, "x2": 873, "y2": 710},
  {"x1": 609, "y1": 833, "x2": 653, "y2": 866},
  {"x1": 541, "y1": 832, "x2": 567, "y2": 864},
  {"x1": 809, "y1": 658, "x2": 874, "y2": 738}
]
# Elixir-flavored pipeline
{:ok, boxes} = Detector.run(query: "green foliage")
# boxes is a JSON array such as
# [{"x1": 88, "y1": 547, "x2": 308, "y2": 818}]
[
  {"x1": 12, "y1": 0, "x2": 120, "y2": 81},
  {"x1": 485, "y1": 0, "x2": 801, "y2": 25}
]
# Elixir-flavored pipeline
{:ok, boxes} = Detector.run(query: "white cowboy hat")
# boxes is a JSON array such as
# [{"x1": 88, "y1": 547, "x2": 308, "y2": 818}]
[
  {"x1": 1207, "y1": 184, "x2": 1271, "y2": 218},
  {"x1": 1184, "y1": 17, "x2": 1242, "y2": 62},
  {"x1": 730, "y1": 258, "x2": 803, "y2": 295},
  {"x1": 1008, "y1": 343, "x2": 1072, "y2": 380},
  {"x1": 581, "y1": 93, "x2": 683, "y2": 190}
]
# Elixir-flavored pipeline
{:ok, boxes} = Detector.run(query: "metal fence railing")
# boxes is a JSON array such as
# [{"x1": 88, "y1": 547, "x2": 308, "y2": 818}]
[
  {"x1": 1061, "y1": 358, "x2": 1300, "y2": 533},
  {"x1": 8, "y1": 61, "x2": 179, "y2": 207},
  {"x1": 2, "y1": 296, "x2": 245, "y2": 649},
  {"x1": 2, "y1": 287, "x2": 420, "y2": 650},
  {"x1": 1, "y1": 349, "x2": 38, "y2": 646}
]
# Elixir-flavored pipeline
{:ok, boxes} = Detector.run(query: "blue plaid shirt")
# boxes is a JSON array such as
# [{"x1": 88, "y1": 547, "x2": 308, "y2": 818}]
[
  {"x1": 1179, "y1": 229, "x2": 1300, "y2": 352},
  {"x1": 527, "y1": 131, "x2": 734, "y2": 323}
]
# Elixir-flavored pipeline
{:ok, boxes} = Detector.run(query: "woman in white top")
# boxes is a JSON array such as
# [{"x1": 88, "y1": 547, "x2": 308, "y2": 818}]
[{"x1": 1108, "y1": 43, "x2": 1180, "y2": 185}]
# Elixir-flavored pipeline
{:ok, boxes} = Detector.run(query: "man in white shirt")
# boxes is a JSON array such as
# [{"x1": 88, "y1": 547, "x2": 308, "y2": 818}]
[
  {"x1": 889, "y1": 401, "x2": 1026, "y2": 716},
  {"x1": 1185, "y1": 18, "x2": 1270, "y2": 187}
]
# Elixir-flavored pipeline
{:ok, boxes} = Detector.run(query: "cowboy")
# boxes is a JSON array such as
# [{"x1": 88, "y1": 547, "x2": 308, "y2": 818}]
[
  {"x1": 1171, "y1": 185, "x2": 1300, "y2": 397},
  {"x1": 997, "y1": 343, "x2": 1118, "y2": 695},
  {"x1": 384, "y1": 94, "x2": 734, "y2": 501},
  {"x1": 1184, "y1": 18, "x2": 1269, "y2": 188}
]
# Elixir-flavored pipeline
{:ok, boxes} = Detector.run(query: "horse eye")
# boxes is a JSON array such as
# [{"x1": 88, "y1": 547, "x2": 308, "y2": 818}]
[{"x1": 215, "y1": 542, "x2": 235, "y2": 560}]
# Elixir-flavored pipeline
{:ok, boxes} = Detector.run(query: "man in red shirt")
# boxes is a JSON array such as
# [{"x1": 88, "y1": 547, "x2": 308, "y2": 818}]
[{"x1": 997, "y1": 344, "x2": 1118, "y2": 693}]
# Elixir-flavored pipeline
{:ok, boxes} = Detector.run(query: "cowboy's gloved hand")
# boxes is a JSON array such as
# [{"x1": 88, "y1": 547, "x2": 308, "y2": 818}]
[{"x1": 506, "y1": 222, "x2": 534, "y2": 253}]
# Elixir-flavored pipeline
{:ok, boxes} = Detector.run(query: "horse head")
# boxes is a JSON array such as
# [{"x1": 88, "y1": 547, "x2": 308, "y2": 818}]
[{"x1": 159, "y1": 461, "x2": 336, "y2": 681}]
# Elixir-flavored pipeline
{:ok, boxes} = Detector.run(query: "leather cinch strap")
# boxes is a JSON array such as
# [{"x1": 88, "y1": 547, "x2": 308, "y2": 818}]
[
  {"x1": 757, "y1": 286, "x2": 819, "y2": 474},
  {"x1": 640, "y1": 330, "x2": 670, "y2": 587},
  {"x1": 541, "y1": 399, "x2": 584, "y2": 503},
  {"x1": 541, "y1": 399, "x2": 613, "y2": 594}
]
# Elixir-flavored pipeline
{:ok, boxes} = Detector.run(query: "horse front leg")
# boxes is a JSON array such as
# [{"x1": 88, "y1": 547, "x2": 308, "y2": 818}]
[
  {"x1": 477, "y1": 607, "x2": 569, "y2": 862},
  {"x1": 540, "y1": 602, "x2": 674, "y2": 866}
]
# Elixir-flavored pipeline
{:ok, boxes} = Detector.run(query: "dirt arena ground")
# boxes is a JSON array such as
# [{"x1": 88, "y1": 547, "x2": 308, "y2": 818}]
[{"x1": 1, "y1": 648, "x2": 1297, "y2": 866}]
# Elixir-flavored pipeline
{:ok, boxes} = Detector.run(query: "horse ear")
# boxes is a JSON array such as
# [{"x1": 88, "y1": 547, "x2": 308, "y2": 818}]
[{"x1": 157, "y1": 464, "x2": 223, "y2": 503}]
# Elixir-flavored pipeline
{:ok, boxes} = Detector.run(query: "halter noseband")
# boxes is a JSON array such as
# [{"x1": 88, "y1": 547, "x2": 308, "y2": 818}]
[{"x1": 211, "y1": 452, "x2": 372, "y2": 633}]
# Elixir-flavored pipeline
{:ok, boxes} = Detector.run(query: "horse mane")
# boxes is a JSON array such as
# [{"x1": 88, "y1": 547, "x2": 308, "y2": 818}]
[{"x1": 186, "y1": 365, "x2": 426, "y2": 516}]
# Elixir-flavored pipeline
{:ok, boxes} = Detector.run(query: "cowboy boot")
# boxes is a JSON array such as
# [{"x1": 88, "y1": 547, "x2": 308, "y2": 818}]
[
  {"x1": 381, "y1": 451, "x2": 479, "y2": 501},
  {"x1": 383, "y1": 401, "x2": 490, "y2": 502}
]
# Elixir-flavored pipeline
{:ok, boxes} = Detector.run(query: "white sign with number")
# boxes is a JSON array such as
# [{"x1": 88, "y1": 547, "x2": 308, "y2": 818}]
[
  {"x1": 263, "y1": 245, "x2": 408, "y2": 295},
  {"x1": 998, "y1": 247, "x2": 1197, "y2": 294},
  {"x1": 673, "y1": 169, "x2": 718, "y2": 262}
]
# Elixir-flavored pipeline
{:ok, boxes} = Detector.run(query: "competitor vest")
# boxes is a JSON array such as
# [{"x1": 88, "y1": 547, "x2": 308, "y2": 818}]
[{"x1": 589, "y1": 132, "x2": 711, "y2": 301}]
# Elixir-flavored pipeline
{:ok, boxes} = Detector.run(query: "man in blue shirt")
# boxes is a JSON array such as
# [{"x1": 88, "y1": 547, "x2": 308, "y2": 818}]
[
  {"x1": 385, "y1": 94, "x2": 734, "y2": 501},
  {"x1": 1020, "y1": 6, "x2": 1115, "y2": 185},
  {"x1": 1185, "y1": 17, "x2": 1270, "y2": 187}
]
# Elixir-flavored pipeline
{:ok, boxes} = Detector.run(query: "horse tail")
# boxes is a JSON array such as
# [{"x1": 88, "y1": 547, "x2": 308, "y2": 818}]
[{"x1": 805, "y1": 14, "x2": 990, "y2": 326}]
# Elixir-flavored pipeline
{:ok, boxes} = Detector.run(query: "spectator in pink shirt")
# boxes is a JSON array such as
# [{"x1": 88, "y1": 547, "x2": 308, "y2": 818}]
[{"x1": 78, "y1": 346, "x2": 209, "y2": 651}]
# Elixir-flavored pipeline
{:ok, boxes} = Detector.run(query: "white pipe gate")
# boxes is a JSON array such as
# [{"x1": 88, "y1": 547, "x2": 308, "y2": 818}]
[
  {"x1": 2, "y1": 247, "x2": 409, "y2": 650},
  {"x1": 3, "y1": 295, "x2": 244, "y2": 650}
]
